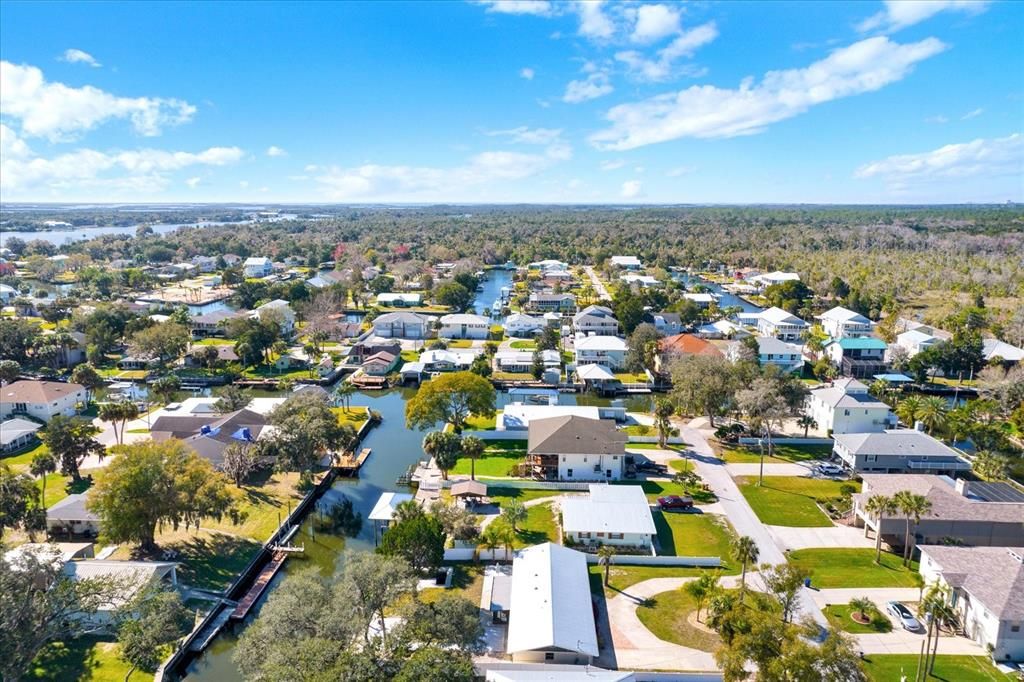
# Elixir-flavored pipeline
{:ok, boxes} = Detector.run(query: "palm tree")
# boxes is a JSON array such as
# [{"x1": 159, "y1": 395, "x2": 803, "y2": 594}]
[
  {"x1": 30, "y1": 450, "x2": 57, "y2": 506},
  {"x1": 479, "y1": 525, "x2": 501, "y2": 562},
  {"x1": 499, "y1": 524, "x2": 516, "y2": 561},
  {"x1": 796, "y1": 414, "x2": 817, "y2": 438},
  {"x1": 895, "y1": 395, "x2": 923, "y2": 428},
  {"x1": 597, "y1": 545, "x2": 617, "y2": 587},
  {"x1": 392, "y1": 499, "x2": 423, "y2": 524},
  {"x1": 334, "y1": 381, "x2": 356, "y2": 412},
  {"x1": 731, "y1": 536, "x2": 759, "y2": 599},
  {"x1": 848, "y1": 596, "x2": 875, "y2": 624},
  {"x1": 684, "y1": 571, "x2": 720, "y2": 623},
  {"x1": 915, "y1": 396, "x2": 948, "y2": 434},
  {"x1": 973, "y1": 451, "x2": 1010, "y2": 481},
  {"x1": 653, "y1": 398, "x2": 675, "y2": 448},
  {"x1": 864, "y1": 494, "x2": 898, "y2": 563},
  {"x1": 894, "y1": 491, "x2": 932, "y2": 567},
  {"x1": 461, "y1": 436, "x2": 485, "y2": 481},
  {"x1": 500, "y1": 499, "x2": 527, "y2": 533}
]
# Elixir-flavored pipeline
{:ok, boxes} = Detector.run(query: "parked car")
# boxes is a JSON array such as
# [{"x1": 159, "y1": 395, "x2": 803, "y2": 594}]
[
  {"x1": 657, "y1": 495, "x2": 694, "y2": 511},
  {"x1": 814, "y1": 462, "x2": 845, "y2": 477},
  {"x1": 886, "y1": 601, "x2": 921, "y2": 631}
]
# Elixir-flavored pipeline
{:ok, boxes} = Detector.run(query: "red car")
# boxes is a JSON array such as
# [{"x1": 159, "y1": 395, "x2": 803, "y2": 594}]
[{"x1": 657, "y1": 495, "x2": 694, "y2": 511}]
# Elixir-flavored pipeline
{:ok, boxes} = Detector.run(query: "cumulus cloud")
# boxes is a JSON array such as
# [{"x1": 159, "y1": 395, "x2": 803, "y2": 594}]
[
  {"x1": 961, "y1": 107, "x2": 984, "y2": 120},
  {"x1": 563, "y1": 70, "x2": 614, "y2": 103},
  {"x1": 600, "y1": 159, "x2": 627, "y2": 171},
  {"x1": 1, "y1": 61, "x2": 196, "y2": 141},
  {"x1": 577, "y1": 1, "x2": 615, "y2": 40},
  {"x1": 621, "y1": 180, "x2": 642, "y2": 198},
  {"x1": 630, "y1": 4, "x2": 681, "y2": 44},
  {"x1": 591, "y1": 36, "x2": 946, "y2": 150},
  {"x1": 479, "y1": 0, "x2": 553, "y2": 16},
  {"x1": 266, "y1": 145, "x2": 287, "y2": 157},
  {"x1": 857, "y1": 0, "x2": 989, "y2": 33},
  {"x1": 854, "y1": 133, "x2": 1022, "y2": 185},
  {"x1": 520, "y1": 67, "x2": 535, "y2": 80},
  {"x1": 60, "y1": 49, "x2": 101, "y2": 67},
  {"x1": 617, "y1": 22, "x2": 718, "y2": 82}
]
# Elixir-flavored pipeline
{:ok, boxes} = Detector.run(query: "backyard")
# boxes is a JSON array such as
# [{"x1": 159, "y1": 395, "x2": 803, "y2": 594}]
[
  {"x1": 788, "y1": 548, "x2": 921, "y2": 588},
  {"x1": 861, "y1": 655, "x2": 1014, "y2": 682},
  {"x1": 717, "y1": 443, "x2": 832, "y2": 465},
  {"x1": 653, "y1": 511, "x2": 737, "y2": 569},
  {"x1": 735, "y1": 476, "x2": 859, "y2": 527},
  {"x1": 27, "y1": 636, "x2": 136, "y2": 682},
  {"x1": 636, "y1": 588, "x2": 778, "y2": 651},
  {"x1": 451, "y1": 442, "x2": 526, "y2": 477},
  {"x1": 614, "y1": 478, "x2": 718, "y2": 504}
]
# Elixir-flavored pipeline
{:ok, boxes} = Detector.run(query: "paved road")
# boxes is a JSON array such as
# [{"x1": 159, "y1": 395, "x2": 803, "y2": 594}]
[{"x1": 583, "y1": 266, "x2": 612, "y2": 301}]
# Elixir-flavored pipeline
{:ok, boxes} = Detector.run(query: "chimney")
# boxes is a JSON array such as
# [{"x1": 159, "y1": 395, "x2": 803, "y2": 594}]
[
  {"x1": 914, "y1": 420, "x2": 926, "y2": 432},
  {"x1": 955, "y1": 477, "x2": 970, "y2": 498}
]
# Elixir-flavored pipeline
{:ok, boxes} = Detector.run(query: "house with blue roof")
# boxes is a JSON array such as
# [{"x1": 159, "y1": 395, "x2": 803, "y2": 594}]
[{"x1": 825, "y1": 336, "x2": 888, "y2": 379}]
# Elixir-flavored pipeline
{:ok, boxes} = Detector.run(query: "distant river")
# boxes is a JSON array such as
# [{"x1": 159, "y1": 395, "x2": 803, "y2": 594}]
[{"x1": 0, "y1": 220, "x2": 250, "y2": 248}]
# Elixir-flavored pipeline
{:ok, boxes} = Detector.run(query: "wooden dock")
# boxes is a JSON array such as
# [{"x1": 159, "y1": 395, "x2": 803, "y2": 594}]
[
  {"x1": 336, "y1": 448, "x2": 372, "y2": 475},
  {"x1": 231, "y1": 551, "x2": 287, "y2": 620}
]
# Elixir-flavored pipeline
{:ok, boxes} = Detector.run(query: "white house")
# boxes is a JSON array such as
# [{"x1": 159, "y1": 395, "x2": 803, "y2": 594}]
[
  {"x1": 506, "y1": 542, "x2": 599, "y2": 665},
  {"x1": 526, "y1": 415, "x2": 627, "y2": 481},
  {"x1": 528, "y1": 259, "x2": 569, "y2": 272},
  {"x1": 610, "y1": 255, "x2": 642, "y2": 270},
  {"x1": 683, "y1": 292, "x2": 716, "y2": 308},
  {"x1": 728, "y1": 337, "x2": 803, "y2": 373},
  {"x1": 983, "y1": 338, "x2": 1024, "y2": 364},
  {"x1": 824, "y1": 337, "x2": 888, "y2": 379},
  {"x1": 420, "y1": 348, "x2": 480, "y2": 372},
  {"x1": 503, "y1": 313, "x2": 546, "y2": 337},
  {"x1": 438, "y1": 313, "x2": 491, "y2": 340},
  {"x1": 697, "y1": 319, "x2": 750, "y2": 339},
  {"x1": 0, "y1": 283, "x2": 17, "y2": 303},
  {"x1": 817, "y1": 306, "x2": 874, "y2": 339},
  {"x1": 572, "y1": 305, "x2": 619, "y2": 336},
  {"x1": 498, "y1": 403, "x2": 625, "y2": 431},
  {"x1": 751, "y1": 271, "x2": 800, "y2": 288},
  {"x1": 573, "y1": 335, "x2": 627, "y2": 370},
  {"x1": 371, "y1": 311, "x2": 433, "y2": 339},
  {"x1": 0, "y1": 417, "x2": 41, "y2": 454},
  {"x1": 376, "y1": 293, "x2": 422, "y2": 307},
  {"x1": 47, "y1": 493, "x2": 101, "y2": 536},
  {"x1": 619, "y1": 273, "x2": 659, "y2": 288},
  {"x1": 242, "y1": 256, "x2": 273, "y2": 278},
  {"x1": 756, "y1": 307, "x2": 809, "y2": 341},
  {"x1": 918, "y1": 545, "x2": 1024, "y2": 662},
  {"x1": 368, "y1": 491, "x2": 415, "y2": 535},
  {"x1": 251, "y1": 299, "x2": 296, "y2": 336},
  {"x1": 649, "y1": 312, "x2": 685, "y2": 336},
  {"x1": 494, "y1": 350, "x2": 561, "y2": 374},
  {"x1": 805, "y1": 378, "x2": 895, "y2": 435},
  {"x1": 529, "y1": 293, "x2": 576, "y2": 313},
  {"x1": 561, "y1": 484, "x2": 656, "y2": 551},
  {"x1": 834, "y1": 428, "x2": 971, "y2": 475},
  {"x1": 0, "y1": 380, "x2": 86, "y2": 422},
  {"x1": 896, "y1": 329, "x2": 940, "y2": 358}
]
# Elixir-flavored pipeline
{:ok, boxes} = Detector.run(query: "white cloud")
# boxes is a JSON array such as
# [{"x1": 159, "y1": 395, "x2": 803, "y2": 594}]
[
  {"x1": 1, "y1": 61, "x2": 196, "y2": 141},
  {"x1": 621, "y1": 180, "x2": 642, "y2": 198},
  {"x1": 485, "y1": 126, "x2": 561, "y2": 144},
  {"x1": 0, "y1": 126, "x2": 243, "y2": 198},
  {"x1": 600, "y1": 159, "x2": 627, "y2": 171},
  {"x1": 185, "y1": 176, "x2": 201, "y2": 188},
  {"x1": 617, "y1": 22, "x2": 718, "y2": 81},
  {"x1": 266, "y1": 145, "x2": 287, "y2": 157},
  {"x1": 577, "y1": 1, "x2": 615, "y2": 40},
  {"x1": 631, "y1": 4, "x2": 681, "y2": 44},
  {"x1": 592, "y1": 36, "x2": 946, "y2": 150},
  {"x1": 855, "y1": 133, "x2": 1022, "y2": 185},
  {"x1": 961, "y1": 107, "x2": 984, "y2": 120},
  {"x1": 479, "y1": 0, "x2": 553, "y2": 16},
  {"x1": 666, "y1": 165, "x2": 697, "y2": 177},
  {"x1": 520, "y1": 67, "x2": 535, "y2": 80},
  {"x1": 60, "y1": 49, "x2": 101, "y2": 67},
  {"x1": 563, "y1": 71, "x2": 613, "y2": 103},
  {"x1": 857, "y1": 0, "x2": 989, "y2": 33},
  {"x1": 925, "y1": 114, "x2": 949, "y2": 124}
]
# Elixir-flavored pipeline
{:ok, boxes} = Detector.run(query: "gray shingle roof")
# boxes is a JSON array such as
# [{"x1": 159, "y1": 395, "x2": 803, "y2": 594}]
[
  {"x1": 920, "y1": 545, "x2": 1024, "y2": 620},
  {"x1": 527, "y1": 415, "x2": 626, "y2": 455}
]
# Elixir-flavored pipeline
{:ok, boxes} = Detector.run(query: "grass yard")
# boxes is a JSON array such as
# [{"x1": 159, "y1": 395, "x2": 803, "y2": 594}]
[
  {"x1": 241, "y1": 365, "x2": 314, "y2": 380},
  {"x1": 629, "y1": 443, "x2": 689, "y2": 453},
  {"x1": 588, "y1": 564, "x2": 719, "y2": 594},
  {"x1": 486, "y1": 501, "x2": 559, "y2": 549},
  {"x1": 623, "y1": 424, "x2": 655, "y2": 436},
  {"x1": 192, "y1": 337, "x2": 235, "y2": 346},
  {"x1": 332, "y1": 406, "x2": 370, "y2": 428},
  {"x1": 492, "y1": 371, "x2": 535, "y2": 381},
  {"x1": 718, "y1": 443, "x2": 832, "y2": 465},
  {"x1": 824, "y1": 603, "x2": 893, "y2": 634},
  {"x1": 446, "y1": 339, "x2": 474, "y2": 348},
  {"x1": 400, "y1": 350, "x2": 421, "y2": 362},
  {"x1": 37, "y1": 472, "x2": 92, "y2": 508},
  {"x1": 1, "y1": 441, "x2": 48, "y2": 471},
  {"x1": 653, "y1": 511, "x2": 738, "y2": 571},
  {"x1": 509, "y1": 340, "x2": 536, "y2": 350},
  {"x1": 788, "y1": 549, "x2": 920, "y2": 589},
  {"x1": 735, "y1": 476, "x2": 859, "y2": 527},
  {"x1": 463, "y1": 413, "x2": 497, "y2": 431},
  {"x1": 862, "y1": 655, "x2": 1014, "y2": 682},
  {"x1": 635, "y1": 587, "x2": 722, "y2": 651},
  {"x1": 27, "y1": 636, "x2": 138, "y2": 682},
  {"x1": 451, "y1": 449, "x2": 523, "y2": 477},
  {"x1": 614, "y1": 372, "x2": 649, "y2": 384},
  {"x1": 614, "y1": 478, "x2": 717, "y2": 504},
  {"x1": 484, "y1": 486, "x2": 561, "y2": 505},
  {"x1": 420, "y1": 563, "x2": 486, "y2": 607}
]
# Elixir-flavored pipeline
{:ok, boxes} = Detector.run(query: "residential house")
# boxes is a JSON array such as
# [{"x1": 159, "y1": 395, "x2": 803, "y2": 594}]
[
  {"x1": 572, "y1": 305, "x2": 619, "y2": 336},
  {"x1": 190, "y1": 309, "x2": 242, "y2": 338},
  {"x1": 503, "y1": 313, "x2": 546, "y2": 337},
  {"x1": 824, "y1": 337, "x2": 888, "y2": 378},
  {"x1": 438, "y1": 313, "x2": 491, "y2": 340},
  {"x1": 376, "y1": 292, "x2": 422, "y2": 307},
  {"x1": 918, "y1": 545, "x2": 1024, "y2": 662},
  {"x1": 223, "y1": 254, "x2": 242, "y2": 267},
  {"x1": 47, "y1": 493, "x2": 101, "y2": 536},
  {"x1": 506, "y1": 542, "x2": 598, "y2": 665},
  {"x1": 683, "y1": 292, "x2": 716, "y2": 308},
  {"x1": 853, "y1": 474, "x2": 1024, "y2": 552},
  {"x1": 728, "y1": 337, "x2": 803, "y2": 373},
  {"x1": 805, "y1": 378, "x2": 895, "y2": 435},
  {"x1": 835, "y1": 428, "x2": 971, "y2": 475},
  {"x1": 306, "y1": 269, "x2": 348, "y2": 289},
  {"x1": 756, "y1": 307, "x2": 809, "y2": 341},
  {"x1": 117, "y1": 356, "x2": 158, "y2": 371},
  {"x1": 191, "y1": 255, "x2": 219, "y2": 273},
  {"x1": 368, "y1": 491, "x2": 415, "y2": 536},
  {"x1": 62, "y1": 558, "x2": 179, "y2": 627},
  {"x1": 655, "y1": 333, "x2": 723, "y2": 373},
  {"x1": 151, "y1": 408, "x2": 270, "y2": 469},
  {"x1": 526, "y1": 415, "x2": 627, "y2": 481},
  {"x1": 573, "y1": 335, "x2": 627, "y2": 370},
  {"x1": 983, "y1": 338, "x2": 1024, "y2": 365},
  {"x1": 0, "y1": 417, "x2": 41, "y2": 454},
  {"x1": 0, "y1": 283, "x2": 16, "y2": 303},
  {"x1": 697, "y1": 319, "x2": 750, "y2": 339},
  {"x1": 610, "y1": 256, "x2": 642, "y2": 270},
  {"x1": 561, "y1": 484, "x2": 656, "y2": 551},
  {"x1": 494, "y1": 350, "x2": 561, "y2": 374},
  {"x1": 361, "y1": 351, "x2": 399, "y2": 377},
  {"x1": 242, "y1": 256, "x2": 273, "y2": 278},
  {"x1": 0, "y1": 380, "x2": 86, "y2": 422},
  {"x1": 751, "y1": 271, "x2": 800, "y2": 288},
  {"x1": 529, "y1": 293, "x2": 576, "y2": 313},
  {"x1": 619, "y1": 273, "x2": 659, "y2": 288},
  {"x1": 896, "y1": 329, "x2": 941, "y2": 358},
  {"x1": 420, "y1": 348, "x2": 480, "y2": 372},
  {"x1": 817, "y1": 306, "x2": 874, "y2": 339},
  {"x1": 184, "y1": 344, "x2": 239, "y2": 367},
  {"x1": 251, "y1": 299, "x2": 296, "y2": 336},
  {"x1": 499, "y1": 403, "x2": 626, "y2": 431},
  {"x1": 648, "y1": 311, "x2": 684, "y2": 336},
  {"x1": 349, "y1": 341, "x2": 402, "y2": 364},
  {"x1": 371, "y1": 311, "x2": 432, "y2": 339},
  {"x1": 528, "y1": 259, "x2": 569, "y2": 272}
]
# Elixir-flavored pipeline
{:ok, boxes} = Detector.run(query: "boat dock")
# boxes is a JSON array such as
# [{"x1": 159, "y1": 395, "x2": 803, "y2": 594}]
[
  {"x1": 336, "y1": 448, "x2": 372, "y2": 475},
  {"x1": 188, "y1": 604, "x2": 235, "y2": 652},
  {"x1": 231, "y1": 551, "x2": 287, "y2": 620}
]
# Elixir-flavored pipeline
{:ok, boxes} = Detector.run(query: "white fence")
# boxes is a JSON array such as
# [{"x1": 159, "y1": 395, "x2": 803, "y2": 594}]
[
  {"x1": 478, "y1": 663, "x2": 722, "y2": 682},
  {"x1": 444, "y1": 547, "x2": 722, "y2": 567},
  {"x1": 477, "y1": 479, "x2": 592, "y2": 491},
  {"x1": 462, "y1": 430, "x2": 528, "y2": 441},
  {"x1": 627, "y1": 435, "x2": 688, "y2": 445},
  {"x1": 737, "y1": 437, "x2": 834, "y2": 446}
]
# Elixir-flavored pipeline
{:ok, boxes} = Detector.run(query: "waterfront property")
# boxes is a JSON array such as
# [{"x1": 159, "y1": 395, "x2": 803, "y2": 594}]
[
  {"x1": 817, "y1": 306, "x2": 874, "y2": 339},
  {"x1": 834, "y1": 428, "x2": 970, "y2": 474},
  {"x1": 371, "y1": 311, "x2": 433, "y2": 339},
  {"x1": 756, "y1": 306, "x2": 809, "y2": 341},
  {"x1": 824, "y1": 337, "x2": 888, "y2": 379},
  {"x1": 729, "y1": 336, "x2": 803, "y2": 373},
  {"x1": 572, "y1": 305, "x2": 619, "y2": 336},
  {"x1": 528, "y1": 293, "x2": 576, "y2": 313},
  {"x1": 561, "y1": 484, "x2": 656, "y2": 552},
  {"x1": 0, "y1": 380, "x2": 86, "y2": 422},
  {"x1": 805, "y1": 377, "x2": 895, "y2": 435},
  {"x1": 573, "y1": 335, "x2": 627, "y2": 370},
  {"x1": 242, "y1": 256, "x2": 273, "y2": 278},
  {"x1": 526, "y1": 415, "x2": 627, "y2": 481},
  {"x1": 0, "y1": 417, "x2": 41, "y2": 453},
  {"x1": 438, "y1": 313, "x2": 491, "y2": 339}
]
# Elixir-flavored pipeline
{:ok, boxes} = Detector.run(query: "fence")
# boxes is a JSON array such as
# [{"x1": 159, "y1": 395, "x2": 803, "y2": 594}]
[
  {"x1": 477, "y1": 478, "x2": 592, "y2": 491},
  {"x1": 627, "y1": 435, "x2": 688, "y2": 445},
  {"x1": 461, "y1": 430, "x2": 528, "y2": 441},
  {"x1": 737, "y1": 437, "x2": 834, "y2": 446},
  {"x1": 444, "y1": 547, "x2": 722, "y2": 567},
  {"x1": 478, "y1": 663, "x2": 722, "y2": 682}
]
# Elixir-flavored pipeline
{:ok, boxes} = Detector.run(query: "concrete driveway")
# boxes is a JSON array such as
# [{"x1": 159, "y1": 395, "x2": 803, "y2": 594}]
[{"x1": 767, "y1": 524, "x2": 874, "y2": 551}]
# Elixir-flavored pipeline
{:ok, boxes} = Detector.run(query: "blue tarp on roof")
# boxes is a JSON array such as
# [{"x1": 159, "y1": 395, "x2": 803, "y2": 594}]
[{"x1": 874, "y1": 373, "x2": 913, "y2": 383}]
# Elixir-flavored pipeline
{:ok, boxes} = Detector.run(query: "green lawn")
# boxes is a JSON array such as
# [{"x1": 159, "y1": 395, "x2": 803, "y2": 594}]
[
  {"x1": 862, "y1": 655, "x2": 1013, "y2": 682},
  {"x1": 614, "y1": 372, "x2": 649, "y2": 383},
  {"x1": 28, "y1": 637, "x2": 138, "y2": 682},
  {"x1": 37, "y1": 473, "x2": 92, "y2": 508},
  {"x1": 419, "y1": 563, "x2": 486, "y2": 607},
  {"x1": 824, "y1": 603, "x2": 893, "y2": 634},
  {"x1": 509, "y1": 340, "x2": 536, "y2": 350},
  {"x1": 614, "y1": 478, "x2": 717, "y2": 504},
  {"x1": 653, "y1": 511, "x2": 738, "y2": 570},
  {"x1": 588, "y1": 564, "x2": 718, "y2": 595},
  {"x1": 464, "y1": 413, "x2": 497, "y2": 431},
  {"x1": 735, "y1": 476, "x2": 859, "y2": 527},
  {"x1": 451, "y1": 449, "x2": 523, "y2": 477},
  {"x1": 623, "y1": 424, "x2": 655, "y2": 436},
  {"x1": 718, "y1": 443, "x2": 832, "y2": 465},
  {"x1": 400, "y1": 350, "x2": 421, "y2": 362},
  {"x1": 332, "y1": 406, "x2": 370, "y2": 428},
  {"x1": 1, "y1": 441, "x2": 48, "y2": 471},
  {"x1": 241, "y1": 365, "x2": 314, "y2": 380},
  {"x1": 493, "y1": 371, "x2": 535, "y2": 381},
  {"x1": 635, "y1": 586, "x2": 722, "y2": 651},
  {"x1": 789, "y1": 549, "x2": 920, "y2": 589},
  {"x1": 485, "y1": 486, "x2": 562, "y2": 504},
  {"x1": 192, "y1": 337, "x2": 235, "y2": 346},
  {"x1": 629, "y1": 443, "x2": 688, "y2": 453},
  {"x1": 446, "y1": 339, "x2": 473, "y2": 348},
  {"x1": 487, "y1": 501, "x2": 558, "y2": 549}
]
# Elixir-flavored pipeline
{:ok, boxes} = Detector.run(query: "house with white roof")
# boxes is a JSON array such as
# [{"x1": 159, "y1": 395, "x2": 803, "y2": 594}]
[
  {"x1": 574, "y1": 335, "x2": 627, "y2": 369},
  {"x1": 896, "y1": 329, "x2": 941, "y2": 358},
  {"x1": 805, "y1": 378, "x2": 895, "y2": 435},
  {"x1": 504, "y1": 313, "x2": 546, "y2": 337},
  {"x1": 528, "y1": 259, "x2": 569, "y2": 272},
  {"x1": 420, "y1": 348, "x2": 480, "y2": 372},
  {"x1": 609, "y1": 256, "x2": 642, "y2": 270},
  {"x1": 983, "y1": 338, "x2": 1024, "y2": 365},
  {"x1": 572, "y1": 305, "x2": 619, "y2": 336},
  {"x1": 752, "y1": 271, "x2": 800, "y2": 288},
  {"x1": 438, "y1": 313, "x2": 491, "y2": 340},
  {"x1": 506, "y1": 543, "x2": 598, "y2": 664},
  {"x1": 494, "y1": 350, "x2": 561, "y2": 374},
  {"x1": 498, "y1": 403, "x2": 625, "y2": 431},
  {"x1": 835, "y1": 428, "x2": 971, "y2": 475},
  {"x1": 0, "y1": 380, "x2": 86, "y2": 422},
  {"x1": 529, "y1": 293, "x2": 576, "y2": 313},
  {"x1": 371, "y1": 311, "x2": 432, "y2": 339},
  {"x1": 251, "y1": 299, "x2": 296, "y2": 336},
  {"x1": 756, "y1": 307, "x2": 809, "y2": 341},
  {"x1": 369, "y1": 491, "x2": 415, "y2": 540},
  {"x1": 0, "y1": 283, "x2": 17, "y2": 303},
  {"x1": 561, "y1": 484, "x2": 656, "y2": 551},
  {"x1": 817, "y1": 306, "x2": 874, "y2": 339},
  {"x1": 526, "y1": 415, "x2": 627, "y2": 481},
  {"x1": 728, "y1": 337, "x2": 803, "y2": 373},
  {"x1": 683, "y1": 292, "x2": 716, "y2": 308},
  {"x1": 648, "y1": 311, "x2": 685, "y2": 336},
  {"x1": 918, "y1": 545, "x2": 1024, "y2": 662},
  {"x1": 697, "y1": 319, "x2": 750, "y2": 340},
  {"x1": 619, "y1": 273, "x2": 659, "y2": 288},
  {"x1": 0, "y1": 417, "x2": 41, "y2": 454},
  {"x1": 243, "y1": 256, "x2": 273, "y2": 278},
  {"x1": 376, "y1": 292, "x2": 422, "y2": 307}
]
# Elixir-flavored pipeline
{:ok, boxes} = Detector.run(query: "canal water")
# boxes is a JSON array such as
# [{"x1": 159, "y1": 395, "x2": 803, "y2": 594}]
[{"x1": 472, "y1": 268, "x2": 514, "y2": 320}]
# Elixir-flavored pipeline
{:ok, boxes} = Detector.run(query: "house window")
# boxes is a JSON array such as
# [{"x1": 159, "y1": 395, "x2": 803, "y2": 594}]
[
  {"x1": 596, "y1": 532, "x2": 605, "y2": 538},
  {"x1": 583, "y1": 457, "x2": 587, "y2": 462},
  {"x1": 844, "y1": 409, "x2": 850, "y2": 416},
  {"x1": 567, "y1": 468, "x2": 573, "y2": 477},
  {"x1": 545, "y1": 653, "x2": 554, "y2": 661},
  {"x1": 1012, "y1": 625, "x2": 1020, "y2": 633},
  {"x1": 609, "y1": 533, "x2": 624, "y2": 539},
  {"x1": 579, "y1": 532, "x2": 591, "y2": 538}
]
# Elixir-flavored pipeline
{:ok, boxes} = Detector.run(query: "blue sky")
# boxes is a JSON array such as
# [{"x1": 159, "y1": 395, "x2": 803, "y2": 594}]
[{"x1": 1, "y1": 0, "x2": 1021, "y2": 203}]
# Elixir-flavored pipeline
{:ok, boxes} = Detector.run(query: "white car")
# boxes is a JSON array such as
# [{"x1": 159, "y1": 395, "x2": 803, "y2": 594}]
[
  {"x1": 886, "y1": 601, "x2": 922, "y2": 631},
  {"x1": 815, "y1": 462, "x2": 845, "y2": 477}
]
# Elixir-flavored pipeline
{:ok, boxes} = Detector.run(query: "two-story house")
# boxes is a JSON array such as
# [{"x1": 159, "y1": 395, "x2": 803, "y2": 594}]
[
  {"x1": 756, "y1": 307, "x2": 809, "y2": 341},
  {"x1": 371, "y1": 312, "x2": 433, "y2": 339},
  {"x1": 0, "y1": 380, "x2": 86, "y2": 422},
  {"x1": 572, "y1": 305, "x2": 619, "y2": 336},
  {"x1": 824, "y1": 337, "x2": 888, "y2": 378},
  {"x1": 805, "y1": 378, "x2": 895, "y2": 435},
  {"x1": 817, "y1": 306, "x2": 874, "y2": 339},
  {"x1": 242, "y1": 256, "x2": 273, "y2": 278},
  {"x1": 573, "y1": 335, "x2": 627, "y2": 370},
  {"x1": 526, "y1": 416, "x2": 627, "y2": 481},
  {"x1": 438, "y1": 313, "x2": 491, "y2": 340}
]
